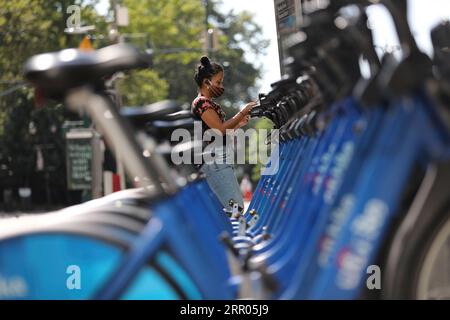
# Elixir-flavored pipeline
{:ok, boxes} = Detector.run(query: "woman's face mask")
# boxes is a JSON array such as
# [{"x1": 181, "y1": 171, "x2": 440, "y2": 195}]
[{"x1": 206, "y1": 79, "x2": 224, "y2": 98}]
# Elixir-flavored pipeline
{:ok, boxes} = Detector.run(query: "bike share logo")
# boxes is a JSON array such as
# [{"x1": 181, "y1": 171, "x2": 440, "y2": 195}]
[
  {"x1": 170, "y1": 122, "x2": 280, "y2": 175},
  {"x1": 0, "y1": 275, "x2": 28, "y2": 298},
  {"x1": 323, "y1": 141, "x2": 354, "y2": 204},
  {"x1": 318, "y1": 194, "x2": 355, "y2": 267},
  {"x1": 316, "y1": 141, "x2": 355, "y2": 264},
  {"x1": 312, "y1": 143, "x2": 337, "y2": 195},
  {"x1": 335, "y1": 199, "x2": 388, "y2": 290}
]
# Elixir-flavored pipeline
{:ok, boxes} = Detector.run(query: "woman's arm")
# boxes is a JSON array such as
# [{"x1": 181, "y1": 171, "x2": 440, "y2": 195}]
[
  {"x1": 201, "y1": 102, "x2": 256, "y2": 135},
  {"x1": 201, "y1": 109, "x2": 245, "y2": 135},
  {"x1": 232, "y1": 114, "x2": 250, "y2": 130}
]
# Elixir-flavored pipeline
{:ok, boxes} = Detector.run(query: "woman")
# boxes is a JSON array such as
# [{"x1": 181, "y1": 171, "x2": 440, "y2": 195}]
[{"x1": 192, "y1": 56, "x2": 256, "y2": 210}]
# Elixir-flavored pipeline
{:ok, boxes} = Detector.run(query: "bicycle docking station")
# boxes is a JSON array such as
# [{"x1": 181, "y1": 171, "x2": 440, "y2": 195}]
[{"x1": 0, "y1": 0, "x2": 449, "y2": 301}]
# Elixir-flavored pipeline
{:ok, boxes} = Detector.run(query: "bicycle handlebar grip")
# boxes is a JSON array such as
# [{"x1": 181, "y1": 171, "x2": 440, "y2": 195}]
[{"x1": 250, "y1": 107, "x2": 264, "y2": 118}]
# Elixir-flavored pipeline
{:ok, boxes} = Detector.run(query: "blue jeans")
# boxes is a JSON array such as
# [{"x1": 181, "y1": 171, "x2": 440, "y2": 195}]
[{"x1": 200, "y1": 162, "x2": 244, "y2": 209}]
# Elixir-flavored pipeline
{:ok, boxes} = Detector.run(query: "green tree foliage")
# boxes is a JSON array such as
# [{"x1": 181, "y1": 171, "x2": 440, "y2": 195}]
[
  {"x1": 119, "y1": 0, "x2": 269, "y2": 113},
  {"x1": 116, "y1": 69, "x2": 169, "y2": 106},
  {"x1": 0, "y1": 0, "x2": 104, "y2": 205},
  {"x1": 118, "y1": 0, "x2": 206, "y2": 106},
  {"x1": 0, "y1": 0, "x2": 106, "y2": 135},
  {"x1": 209, "y1": 2, "x2": 271, "y2": 111},
  {"x1": 0, "y1": 0, "x2": 104, "y2": 83},
  {"x1": 0, "y1": 0, "x2": 272, "y2": 204}
]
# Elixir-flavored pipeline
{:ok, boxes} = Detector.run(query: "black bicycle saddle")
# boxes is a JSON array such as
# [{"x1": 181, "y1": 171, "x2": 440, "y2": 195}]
[{"x1": 24, "y1": 43, "x2": 151, "y2": 98}]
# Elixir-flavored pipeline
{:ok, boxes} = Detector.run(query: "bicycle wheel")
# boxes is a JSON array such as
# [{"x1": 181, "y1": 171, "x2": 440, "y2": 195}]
[
  {"x1": 414, "y1": 207, "x2": 450, "y2": 299},
  {"x1": 382, "y1": 203, "x2": 450, "y2": 300}
]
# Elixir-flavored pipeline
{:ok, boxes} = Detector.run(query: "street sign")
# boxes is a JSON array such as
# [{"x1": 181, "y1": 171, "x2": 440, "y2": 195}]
[
  {"x1": 273, "y1": 0, "x2": 303, "y2": 75},
  {"x1": 116, "y1": 5, "x2": 129, "y2": 27},
  {"x1": 66, "y1": 130, "x2": 93, "y2": 190},
  {"x1": 65, "y1": 128, "x2": 103, "y2": 199}
]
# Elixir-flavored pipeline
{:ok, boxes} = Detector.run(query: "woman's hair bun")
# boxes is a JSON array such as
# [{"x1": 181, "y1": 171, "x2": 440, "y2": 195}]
[
  {"x1": 200, "y1": 56, "x2": 211, "y2": 68},
  {"x1": 194, "y1": 56, "x2": 223, "y2": 87}
]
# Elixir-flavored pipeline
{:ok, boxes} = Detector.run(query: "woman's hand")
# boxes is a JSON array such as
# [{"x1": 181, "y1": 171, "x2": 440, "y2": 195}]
[
  {"x1": 241, "y1": 101, "x2": 257, "y2": 116},
  {"x1": 237, "y1": 114, "x2": 250, "y2": 128},
  {"x1": 233, "y1": 101, "x2": 255, "y2": 129}
]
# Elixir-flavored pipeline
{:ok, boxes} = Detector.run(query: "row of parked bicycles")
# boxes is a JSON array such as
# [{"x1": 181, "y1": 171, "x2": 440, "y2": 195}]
[{"x1": 0, "y1": 0, "x2": 449, "y2": 299}]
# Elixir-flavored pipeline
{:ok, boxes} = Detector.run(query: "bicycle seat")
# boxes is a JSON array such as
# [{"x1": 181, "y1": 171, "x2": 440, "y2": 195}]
[
  {"x1": 24, "y1": 44, "x2": 150, "y2": 98},
  {"x1": 55, "y1": 188, "x2": 154, "y2": 222},
  {"x1": 159, "y1": 110, "x2": 193, "y2": 121},
  {"x1": 0, "y1": 188, "x2": 155, "y2": 234},
  {"x1": 121, "y1": 100, "x2": 185, "y2": 125},
  {"x1": 150, "y1": 118, "x2": 195, "y2": 131},
  {"x1": 156, "y1": 140, "x2": 204, "y2": 165},
  {"x1": 20, "y1": 188, "x2": 153, "y2": 216},
  {"x1": 76, "y1": 187, "x2": 153, "y2": 208}
]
